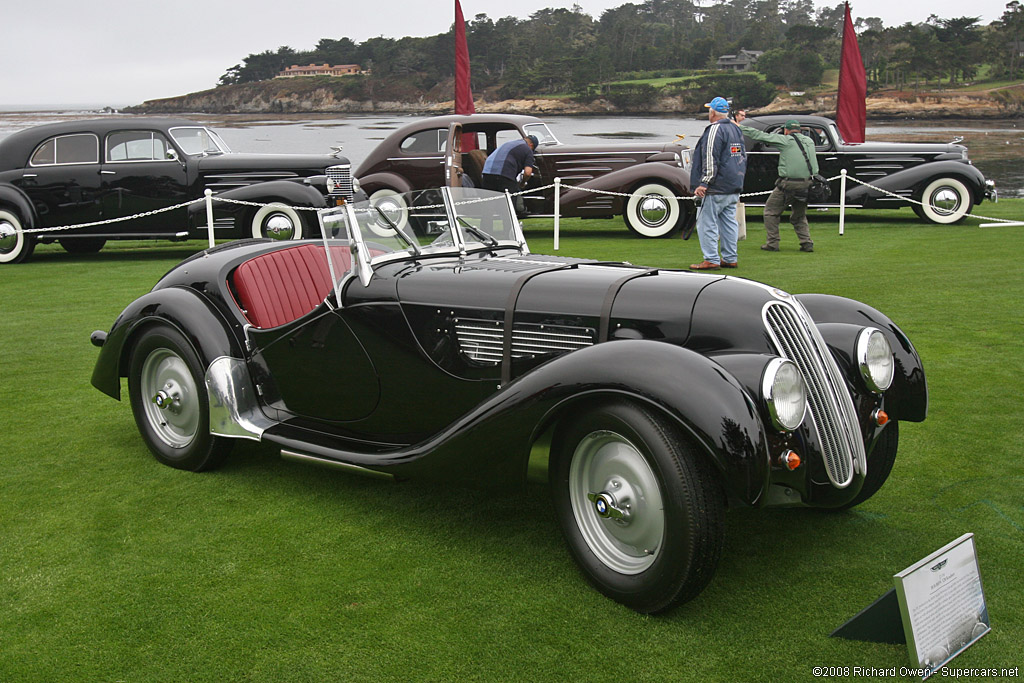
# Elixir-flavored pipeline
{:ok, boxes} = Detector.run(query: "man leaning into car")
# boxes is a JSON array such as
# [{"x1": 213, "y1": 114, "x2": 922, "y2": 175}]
[
  {"x1": 482, "y1": 135, "x2": 539, "y2": 216},
  {"x1": 735, "y1": 112, "x2": 816, "y2": 253}
]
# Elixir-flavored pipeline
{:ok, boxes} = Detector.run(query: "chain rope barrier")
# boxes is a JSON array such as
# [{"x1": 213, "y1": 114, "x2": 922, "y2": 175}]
[{"x1": 15, "y1": 175, "x2": 1016, "y2": 236}]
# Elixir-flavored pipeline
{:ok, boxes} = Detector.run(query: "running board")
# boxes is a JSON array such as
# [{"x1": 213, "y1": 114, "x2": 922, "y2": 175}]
[{"x1": 280, "y1": 449, "x2": 395, "y2": 481}]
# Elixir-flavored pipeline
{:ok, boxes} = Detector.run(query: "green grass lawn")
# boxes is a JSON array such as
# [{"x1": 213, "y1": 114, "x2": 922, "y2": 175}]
[{"x1": 2, "y1": 201, "x2": 1023, "y2": 681}]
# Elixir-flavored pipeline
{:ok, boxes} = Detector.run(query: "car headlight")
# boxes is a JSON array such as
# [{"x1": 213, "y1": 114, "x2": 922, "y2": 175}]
[
  {"x1": 352, "y1": 177, "x2": 361, "y2": 193},
  {"x1": 856, "y1": 328, "x2": 894, "y2": 393},
  {"x1": 762, "y1": 358, "x2": 807, "y2": 432}
]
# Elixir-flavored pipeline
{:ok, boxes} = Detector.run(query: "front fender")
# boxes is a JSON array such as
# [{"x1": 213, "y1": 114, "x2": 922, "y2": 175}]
[
  {"x1": 844, "y1": 161, "x2": 987, "y2": 206},
  {"x1": 797, "y1": 293, "x2": 927, "y2": 422},
  {"x1": 261, "y1": 340, "x2": 770, "y2": 503},
  {"x1": 91, "y1": 286, "x2": 245, "y2": 400},
  {"x1": 559, "y1": 164, "x2": 692, "y2": 213},
  {"x1": 187, "y1": 181, "x2": 328, "y2": 224}
]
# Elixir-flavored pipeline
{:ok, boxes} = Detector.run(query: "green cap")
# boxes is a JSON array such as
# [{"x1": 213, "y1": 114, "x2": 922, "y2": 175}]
[{"x1": 784, "y1": 119, "x2": 801, "y2": 130}]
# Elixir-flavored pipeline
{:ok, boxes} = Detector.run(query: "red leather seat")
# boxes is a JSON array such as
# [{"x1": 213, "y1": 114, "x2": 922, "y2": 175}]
[{"x1": 231, "y1": 244, "x2": 351, "y2": 329}]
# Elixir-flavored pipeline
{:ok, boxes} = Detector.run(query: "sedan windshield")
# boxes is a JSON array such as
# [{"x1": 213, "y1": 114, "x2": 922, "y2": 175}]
[{"x1": 169, "y1": 127, "x2": 231, "y2": 155}]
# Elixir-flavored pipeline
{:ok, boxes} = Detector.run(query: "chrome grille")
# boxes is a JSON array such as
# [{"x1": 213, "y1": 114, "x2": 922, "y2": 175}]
[
  {"x1": 326, "y1": 164, "x2": 354, "y2": 200},
  {"x1": 763, "y1": 301, "x2": 865, "y2": 488},
  {"x1": 454, "y1": 319, "x2": 594, "y2": 363}
]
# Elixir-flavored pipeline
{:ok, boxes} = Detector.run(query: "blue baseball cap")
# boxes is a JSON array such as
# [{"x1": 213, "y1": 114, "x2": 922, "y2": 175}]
[{"x1": 705, "y1": 96, "x2": 730, "y2": 114}]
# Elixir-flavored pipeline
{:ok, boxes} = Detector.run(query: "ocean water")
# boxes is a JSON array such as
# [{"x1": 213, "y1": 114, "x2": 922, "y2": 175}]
[{"x1": 1, "y1": 109, "x2": 1020, "y2": 196}]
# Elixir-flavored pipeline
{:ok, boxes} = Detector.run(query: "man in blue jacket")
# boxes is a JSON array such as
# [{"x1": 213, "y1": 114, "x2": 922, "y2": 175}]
[{"x1": 689, "y1": 96, "x2": 747, "y2": 270}]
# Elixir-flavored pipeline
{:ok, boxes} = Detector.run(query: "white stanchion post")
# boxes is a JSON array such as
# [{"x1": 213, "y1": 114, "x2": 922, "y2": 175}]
[
  {"x1": 553, "y1": 177, "x2": 561, "y2": 251},
  {"x1": 204, "y1": 189, "x2": 215, "y2": 248},
  {"x1": 839, "y1": 169, "x2": 847, "y2": 236}
]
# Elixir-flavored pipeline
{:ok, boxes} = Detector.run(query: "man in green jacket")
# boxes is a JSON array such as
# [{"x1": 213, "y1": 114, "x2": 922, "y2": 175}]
[{"x1": 735, "y1": 113, "x2": 817, "y2": 252}]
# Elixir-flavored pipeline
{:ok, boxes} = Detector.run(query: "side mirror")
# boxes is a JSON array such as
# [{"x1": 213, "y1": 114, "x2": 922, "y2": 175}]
[{"x1": 166, "y1": 148, "x2": 179, "y2": 161}]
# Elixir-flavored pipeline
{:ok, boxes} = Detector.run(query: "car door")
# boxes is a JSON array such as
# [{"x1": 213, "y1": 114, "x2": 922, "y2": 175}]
[
  {"x1": 445, "y1": 123, "x2": 465, "y2": 187},
  {"x1": 15, "y1": 132, "x2": 104, "y2": 229},
  {"x1": 101, "y1": 129, "x2": 190, "y2": 233}
]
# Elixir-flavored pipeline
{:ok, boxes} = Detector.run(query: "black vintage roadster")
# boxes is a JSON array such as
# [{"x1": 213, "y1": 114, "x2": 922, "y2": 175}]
[{"x1": 91, "y1": 188, "x2": 927, "y2": 613}]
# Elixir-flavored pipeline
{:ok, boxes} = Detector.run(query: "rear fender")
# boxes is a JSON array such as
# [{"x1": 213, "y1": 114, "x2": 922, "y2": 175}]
[
  {"x1": 91, "y1": 286, "x2": 245, "y2": 400},
  {"x1": 0, "y1": 185, "x2": 38, "y2": 228},
  {"x1": 797, "y1": 293, "x2": 927, "y2": 422},
  {"x1": 356, "y1": 172, "x2": 414, "y2": 196}
]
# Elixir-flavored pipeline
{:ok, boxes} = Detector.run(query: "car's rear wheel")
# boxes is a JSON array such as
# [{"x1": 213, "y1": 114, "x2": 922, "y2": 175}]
[
  {"x1": 0, "y1": 209, "x2": 35, "y2": 264},
  {"x1": 623, "y1": 183, "x2": 685, "y2": 238},
  {"x1": 550, "y1": 400, "x2": 724, "y2": 613},
  {"x1": 128, "y1": 324, "x2": 233, "y2": 471},
  {"x1": 836, "y1": 421, "x2": 899, "y2": 510},
  {"x1": 59, "y1": 237, "x2": 107, "y2": 254},
  {"x1": 367, "y1": 188, "x2": 410, "y2": 237},
  {"x1": 250, "y1": 203, "x2": 304, "y2": 241},
  {"x1": 916, "y1": 177, "x2": 972, "y2": 224}
]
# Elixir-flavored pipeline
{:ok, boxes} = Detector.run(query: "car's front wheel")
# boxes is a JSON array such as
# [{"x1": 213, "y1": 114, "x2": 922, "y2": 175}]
[
  {"x1": 550, "y1": 401, "x2": 724, "y2": 613},
  {"x1": 250, "y1": 203, "x2": 304, "y2": 241},
  {"x1": 0, "y1": 208, "x2": 35, "y2": 264},
  {"x1": 128, "y1": 324, "x2": 233, "y2": 471},
  {"x1": 915, "y1": 177, "x2": 973, "y2": 224},
  {"x1": 623, "y1": 183, "x2": 686, "y2": 238}
]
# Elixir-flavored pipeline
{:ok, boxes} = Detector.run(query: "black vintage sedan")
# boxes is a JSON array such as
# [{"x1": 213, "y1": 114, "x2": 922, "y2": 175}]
[
  {"x1": 91, "y1": 188, "x2": 927, "y2": 613},
  {"x1": 0, "y1": 118, "x2": 358, "y2": 264},
  {"x1": 355, "y1": 114, "x2": 695, "y2": 238},
  {"x1": 741, "y1": 115, "x2": 996, "y2": 223}
]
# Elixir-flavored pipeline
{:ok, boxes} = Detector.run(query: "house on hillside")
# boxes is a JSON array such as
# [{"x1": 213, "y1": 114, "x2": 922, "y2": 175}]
[
  {"x1": 277, "y1": 64, "x2": 361, "y2": 78},
  {"x1": 716, "y1": 49, "x2": 763, "y2": 72}
]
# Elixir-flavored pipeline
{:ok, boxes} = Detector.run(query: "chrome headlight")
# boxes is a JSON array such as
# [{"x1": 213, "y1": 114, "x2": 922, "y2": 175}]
[
  {"x1": 856, "y1": 328, "x2": 894, "y2": 393},
  {"x1": 762, "y1": 358, "x2": 807, "y2": 432}
]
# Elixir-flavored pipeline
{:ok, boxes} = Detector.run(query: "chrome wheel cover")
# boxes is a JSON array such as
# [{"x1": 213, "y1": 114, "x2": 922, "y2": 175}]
[
  {"x1": 140, "y1": 348, "x2": 200, "y2": 449},
  {"x1": 568, "y1": 430, "x2": 665, "y2": 574},
  {"x1": 0, "y1": 219, "x2": 18, "y2": 255},
  {"x1": 263, "y1": 213, "x2": 296, "y2": 240},
  {"x1": 638, "y1": 195, "x2": 670, "y2": 227},
  {"x1": 928, "y1": 187, "x2": 961, "y2": 214}
]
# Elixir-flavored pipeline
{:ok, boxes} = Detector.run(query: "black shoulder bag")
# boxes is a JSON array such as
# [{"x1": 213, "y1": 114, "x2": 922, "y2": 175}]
[{"x1": 795, "y1": 137, "x2": 831, "y2": 203}]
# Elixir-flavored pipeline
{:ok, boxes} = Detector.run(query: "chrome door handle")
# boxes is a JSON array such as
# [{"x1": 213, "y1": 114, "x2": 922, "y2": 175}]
[
  {"x1": 100, "y1": 170, "x2": 116, "y2": 175},
  {"x1": 22, "y1": 173, "x2": 37, "y2": 178}
]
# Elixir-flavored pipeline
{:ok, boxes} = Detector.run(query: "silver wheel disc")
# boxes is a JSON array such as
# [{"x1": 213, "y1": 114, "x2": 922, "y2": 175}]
[
  {"x1": 568, "y1": 430, "x2": 665, "y2": 574},
  {"x1": 929, "y1": 188, "x2": 960, "y2": 214},
  {"x1": 140, "y1": 349, "x2": 199, "y2": 448},
  {"x1": 264, "y1": 213, "x2": 296, "y2": 240},
  {"x1": 639, "y1": 195, "x2": 670, "y2": 227},
  {"x1": 0, "y1": 220, "x2": 18, "y2": 255}
]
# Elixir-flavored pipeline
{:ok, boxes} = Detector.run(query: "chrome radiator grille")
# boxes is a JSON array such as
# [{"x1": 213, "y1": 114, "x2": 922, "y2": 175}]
[
  {"x1": 326, "y1": 164, "x2": 354, "y2": 200},
  {"x1": 454, "y1": 319, "x2": 594, "y2": 363},
  {"x1": 764, "y1": 301, "x2": 865, "y2": 488}
]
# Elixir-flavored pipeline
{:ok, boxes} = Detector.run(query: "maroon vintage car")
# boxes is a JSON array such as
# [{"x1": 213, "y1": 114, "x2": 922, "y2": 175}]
[{"x1": 354, "y1": 114, "x2": 695, "y2": 238}]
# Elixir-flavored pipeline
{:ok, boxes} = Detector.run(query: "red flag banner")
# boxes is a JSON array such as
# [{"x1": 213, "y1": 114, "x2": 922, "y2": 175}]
[
  {"x1": 455, "y1": 0, "x2": 477, "y2": 151},
  {"x1": 836, "y1": 2, "x2": 867, "y2": 143}
]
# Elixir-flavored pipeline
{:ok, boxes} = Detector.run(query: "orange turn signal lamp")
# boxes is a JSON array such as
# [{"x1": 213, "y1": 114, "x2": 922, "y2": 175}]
[
  {"x1": 873, "y1": 409, "x2": 889, "y2": 426},
  {"x1": 776, "y1": 450, "x2": 801, "y2": 471}
]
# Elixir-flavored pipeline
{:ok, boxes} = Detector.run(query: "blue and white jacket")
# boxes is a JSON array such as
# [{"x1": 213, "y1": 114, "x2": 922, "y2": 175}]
[{"x1": 689, "y1": 119, "x2": 747, "y2": 195}]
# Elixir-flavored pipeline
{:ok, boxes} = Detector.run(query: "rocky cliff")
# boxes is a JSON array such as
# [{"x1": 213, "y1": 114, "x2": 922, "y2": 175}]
[{"x1": 129, "y1": 79, "x2": 1024, "y2": 119}]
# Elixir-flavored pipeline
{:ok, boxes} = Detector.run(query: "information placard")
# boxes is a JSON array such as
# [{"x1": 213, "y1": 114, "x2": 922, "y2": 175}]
[{"x1": 894, "y1": 533, "x2": 990, "y2": 679}]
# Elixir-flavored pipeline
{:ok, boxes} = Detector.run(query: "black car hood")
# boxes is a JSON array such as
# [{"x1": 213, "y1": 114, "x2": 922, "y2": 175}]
[
  {"x1": 837, "y1": 141, "x2": 965, "y2": 156},
  {"x1": 196, "y1": 152, "x2": 347, "y2": 172}
]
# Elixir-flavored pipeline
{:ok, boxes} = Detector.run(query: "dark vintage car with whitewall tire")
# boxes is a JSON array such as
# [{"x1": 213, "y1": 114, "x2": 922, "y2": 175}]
[
  {"x1": 741, "y1": 115, "x2": 996, "y2": 224},
  {"x1": 354, "y1": 114, "x2": 695, "y2": 239},
  {"x1": 91, "y1": 187, "x2": 927, "y2": 613},
  {"x1": 0, "y1": 117, "x2": 359, "y2": 264}
]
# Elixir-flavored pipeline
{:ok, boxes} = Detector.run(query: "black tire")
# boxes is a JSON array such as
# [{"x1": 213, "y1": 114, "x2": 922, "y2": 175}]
[
  {"x1": 128, "y1": 324, "x2": 233, "y2": 471},
  {"x1": 248, "y1": 203, "x2": 304, "y2": 241},
  {"x1": 837, "y1": 421, "x2": 899, "y2": 510},
  {"x1": 622, "y1": 182, "x2": 687, "y2": 238},
  {"x1": 59, "y1": 237, "x2": 107, "y2": 254},
  {"x1": 550, "y1": 400, "x2": 724, "y2": 613},
  {"x1": 0, "y1": 208, "x2": 36, "y2": 264}
]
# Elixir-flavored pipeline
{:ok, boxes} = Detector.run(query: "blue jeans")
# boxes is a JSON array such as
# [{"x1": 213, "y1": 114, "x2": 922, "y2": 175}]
[{"x1": 696, "y1": 193, "x2": 740, "y2": 264}]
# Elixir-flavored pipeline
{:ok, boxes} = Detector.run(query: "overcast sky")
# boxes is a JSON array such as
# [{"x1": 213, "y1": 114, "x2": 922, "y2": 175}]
[{"x1": 1, "y1": 0, "x2": 1011, "y2": 107}]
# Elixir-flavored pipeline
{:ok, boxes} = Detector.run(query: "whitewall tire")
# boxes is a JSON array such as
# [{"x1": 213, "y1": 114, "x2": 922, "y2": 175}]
[
  {"x1": 0, "y1": 209, "x2": 34, "y2": 264},
  {"x1": 367, "y1": 188, "x2": 410, "y2": 237},
  {"x1": 917, "y1": 177, "x2": 972, "y2": 224},
  {"x1": 623, "y1": 183, "x2": 682, "y2": 238},
  {"x1": 251, "y1": 203, "x2": 304, "y2": 241}
]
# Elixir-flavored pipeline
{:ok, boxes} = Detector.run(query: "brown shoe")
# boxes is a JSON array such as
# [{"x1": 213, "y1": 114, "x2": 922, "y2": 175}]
[
  {"x1": 721, "y1": 261, "x2": 738, "y2": 268},
  {"x1": 690, "y1": 260, "x2": 721, "y2": 270}
]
